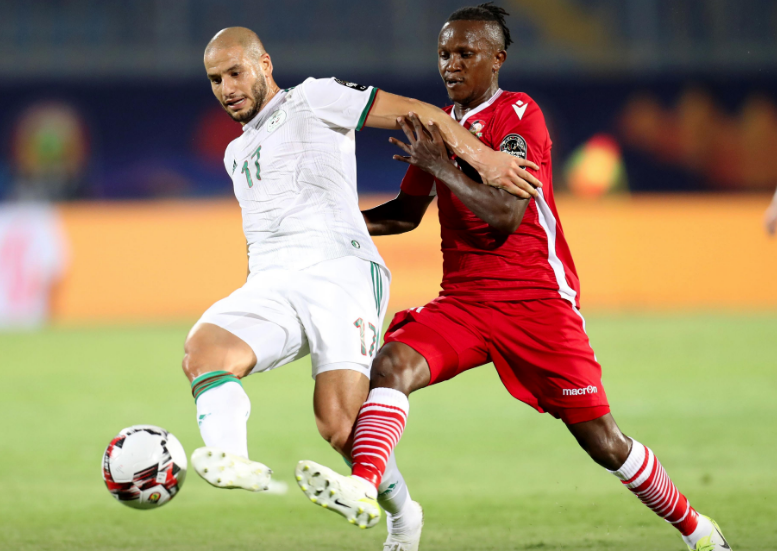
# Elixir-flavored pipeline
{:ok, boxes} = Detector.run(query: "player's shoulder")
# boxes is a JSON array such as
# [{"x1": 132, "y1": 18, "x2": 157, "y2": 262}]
[
  {"x1": 494, "y1": 90, "x2": 545, "y2": 119},
  {"x1": 299, "y1": 76, "x2": 370, "y2": 94},
  {"x1": 489, "y1": 90, "x2": 548, "y2": 139}
]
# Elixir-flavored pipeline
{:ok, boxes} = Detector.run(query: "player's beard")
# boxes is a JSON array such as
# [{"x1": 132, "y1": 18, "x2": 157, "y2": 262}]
[{"x1": 225, "y1": 73, "x2": 268, "y2": 124}]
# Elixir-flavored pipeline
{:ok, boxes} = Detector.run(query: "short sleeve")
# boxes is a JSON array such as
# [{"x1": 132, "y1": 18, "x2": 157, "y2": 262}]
[
  {"x1": 487, "y1": 94, "x2": 550, "y2": 168},
  {"x1": 400, "y1": 165, "x2": 437, "y2": 197},
  {"x1": 223, "y1": 143, "x2": 235, "y2": 176},
  {"x1": 299, "y1": 77, "x2": 378, "y2": 131}
]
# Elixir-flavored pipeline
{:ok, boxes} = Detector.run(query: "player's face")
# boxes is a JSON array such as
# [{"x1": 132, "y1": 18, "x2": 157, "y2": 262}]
[
  {"x1": 438, "y1": 21, "x2": 504, "y2": 106},
  {"x1": 205, "y1": 46, "x2": 269, "y2": 124}
]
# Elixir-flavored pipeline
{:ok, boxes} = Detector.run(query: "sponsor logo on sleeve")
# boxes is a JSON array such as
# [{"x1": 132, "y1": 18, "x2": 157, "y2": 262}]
[
  {"x1": 513, "y1": 100, "x2": 528, "y2": 120},
  {"x1": 562, "y1": 385, "x2": 599, "y2": 396},
  {"x1": 499, "y1": 134, "x2": 527, "y2": 160},
  {"x1": 334, "y1": 78, "x2": 368, "y2": 92},
  {"x1": 231, "y1": 160, "x2": 237, "y2": 174}
]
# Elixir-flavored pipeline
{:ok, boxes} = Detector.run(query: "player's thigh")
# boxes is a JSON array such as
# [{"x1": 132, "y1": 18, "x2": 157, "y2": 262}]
[
  {"x1": 295, "y1": 256, "x2": 390, "y2": 378},
  {"x1": 382, "y1": 297, "x2": 490, "y2": 388},
  {"x1": 191, "y1": 274, "x2": 309, "y2": 379},
  {"x1": 490, "y1": 299, "x2": 610, "y2": 424}
]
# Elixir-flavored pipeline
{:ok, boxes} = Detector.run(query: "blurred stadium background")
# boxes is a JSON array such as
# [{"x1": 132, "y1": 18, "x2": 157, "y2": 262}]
[{"x1": 1, "y1": 1, "x2": 776, "y2": 550}]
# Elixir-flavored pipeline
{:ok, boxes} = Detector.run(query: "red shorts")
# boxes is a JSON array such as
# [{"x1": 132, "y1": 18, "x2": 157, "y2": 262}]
[{"x1": 383, "y1": 296, "x2": 610, "y2": 424}]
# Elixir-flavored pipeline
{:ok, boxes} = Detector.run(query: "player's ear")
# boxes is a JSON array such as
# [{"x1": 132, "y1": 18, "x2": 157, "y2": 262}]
[
  {"x1": 493, "y1": 50, "x2": 507, "y2": 73},
  {"x1": 261, "y1": 52, "x2": 274, "y2": 77}
]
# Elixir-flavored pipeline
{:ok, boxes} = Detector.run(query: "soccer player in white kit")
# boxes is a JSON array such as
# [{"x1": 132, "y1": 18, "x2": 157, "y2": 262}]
[{"x1": 184, "y1": 27, "x2": 540, "y2": 549}]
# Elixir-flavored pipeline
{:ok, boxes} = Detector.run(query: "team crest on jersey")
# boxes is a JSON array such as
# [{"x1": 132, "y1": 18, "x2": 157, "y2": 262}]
[
  {"x1": 334, "y1": 78, "x2": 368, "y2": 92},
  {"x1": 499, "y1": 134, "x2": 527, "y2": 160},
  {"x1": 267, "y1": 109, "x2": 287, "y2": 133},
  {"x1": 469, "y1": 120, "x2": 485, "y2": 138}
]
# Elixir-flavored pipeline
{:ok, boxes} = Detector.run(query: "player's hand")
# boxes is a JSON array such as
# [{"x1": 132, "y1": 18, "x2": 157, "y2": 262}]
[
  {"x1": 765, "y1": 200, "x2": 777, "y2": 236},
  {"x1": 478, "y1": 151, "x2": 542, "y2": 199},
  {"x1": 389, "y1": 113, "x2": 453, "y2": 177}
]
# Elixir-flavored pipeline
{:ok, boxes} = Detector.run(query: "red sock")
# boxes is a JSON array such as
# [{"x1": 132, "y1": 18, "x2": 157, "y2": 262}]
[
  {"x1": 612, "y1": 439, "x2": 699, "y2": 536},
  {"x1": 350, "y1": 388, "x2": 409, "y2": 489}
]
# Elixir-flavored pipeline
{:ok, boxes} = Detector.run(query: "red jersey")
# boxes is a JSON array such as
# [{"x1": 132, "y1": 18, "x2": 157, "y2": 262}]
[{"x1": 400, "y1": 89, "x2": 580, "y2": 306}]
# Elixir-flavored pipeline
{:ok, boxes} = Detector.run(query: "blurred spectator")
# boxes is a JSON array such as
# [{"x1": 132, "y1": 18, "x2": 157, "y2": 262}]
[
  {"x1": 0, "y1": 205, "x2": 67, "y2": 329},
  {"x1": 765, "y1": 187, "x2": 777, "y2": 236}
]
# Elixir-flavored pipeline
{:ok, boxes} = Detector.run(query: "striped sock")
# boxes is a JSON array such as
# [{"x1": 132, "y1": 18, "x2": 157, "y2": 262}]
[
  {"x1": 610, "y1": 439, "x2": 699, "y2": 536},
  {"x1": 351, "y1": 388, "x2": 409, "y2": 489},
  {"x1": 191, "y1": 370, "x2": 242, "y2": 402}
]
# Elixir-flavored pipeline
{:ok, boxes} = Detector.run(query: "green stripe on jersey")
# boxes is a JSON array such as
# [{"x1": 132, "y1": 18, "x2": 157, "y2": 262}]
[{"x1": 356, "y1": 87, "x2": 378, "y2": 131}]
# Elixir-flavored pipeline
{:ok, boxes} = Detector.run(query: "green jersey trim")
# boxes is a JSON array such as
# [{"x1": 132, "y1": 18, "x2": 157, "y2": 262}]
[{"x1": 356, "y1": 87, "x2": 378, "y2": 131}]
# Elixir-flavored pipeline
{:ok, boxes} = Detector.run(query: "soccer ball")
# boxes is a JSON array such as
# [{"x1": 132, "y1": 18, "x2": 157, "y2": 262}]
[{"x1": 102, "y1": 425, "x2": 187, "y2": 510}]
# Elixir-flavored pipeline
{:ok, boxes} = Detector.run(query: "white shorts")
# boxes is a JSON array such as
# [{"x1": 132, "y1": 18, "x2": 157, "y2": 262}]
[{"x1": 196, "y1": 256, "x2": 390, "y2": 379}]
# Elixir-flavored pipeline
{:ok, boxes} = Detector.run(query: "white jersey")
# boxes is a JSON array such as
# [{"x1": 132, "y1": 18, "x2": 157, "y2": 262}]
[{"x1": 224, "y1": 77, "x2": 384, "y2": 274}]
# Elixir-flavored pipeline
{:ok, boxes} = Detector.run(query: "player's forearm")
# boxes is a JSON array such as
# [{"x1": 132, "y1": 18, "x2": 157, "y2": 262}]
[
  {"x1": 361, "y1": 201, "x2": 419, "y2": 236},
  {"x1": 366, "y1": 92, "x2": 498, "y2": 173},
  {"x1": 432, "y1": 162, "x2": 527, "y2": 234}
]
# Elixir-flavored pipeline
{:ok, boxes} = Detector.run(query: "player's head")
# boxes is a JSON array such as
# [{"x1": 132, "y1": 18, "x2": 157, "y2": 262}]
[
  {"x1": 204, "y1": 27, "x2": 276, "y2": 124},
  {"x1": 438, "y1": 3, "x2": 511, "y2": 105}
]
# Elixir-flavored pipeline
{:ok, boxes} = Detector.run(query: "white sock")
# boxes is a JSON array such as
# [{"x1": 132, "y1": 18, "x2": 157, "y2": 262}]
[
  {"x1": 380, "y1": 453, "x2": 421, "y2": 535},
  {"x1": 196, "y1": 381, "x2": 251, "y2": 458},
  {"x1": 379, "y1": 452, "x2": 410, "y2": 514}
]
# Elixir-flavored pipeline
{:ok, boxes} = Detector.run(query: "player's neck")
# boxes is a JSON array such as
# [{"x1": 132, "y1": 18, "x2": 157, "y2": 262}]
[
  {"x1": 453, "y1": 82, "x2": 500, "y2": 120},
  {"x1": 241, "y1": 81, "x2": 282, "y2": 126},
  {"x1": 259, "y1": 81, "x2": 281, "y2": 112}
]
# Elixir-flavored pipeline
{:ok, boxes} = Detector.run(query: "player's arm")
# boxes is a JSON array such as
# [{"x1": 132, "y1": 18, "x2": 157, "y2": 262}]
[
  {"x1": 361, "y1": 192, "x2": 434, "y2": 236},
  {"x1": 393, "y1": 114, "x2": 527, "y2": 234},
  {"x1": 365, "y1": 90, "x2": 541, "y2": 199}
]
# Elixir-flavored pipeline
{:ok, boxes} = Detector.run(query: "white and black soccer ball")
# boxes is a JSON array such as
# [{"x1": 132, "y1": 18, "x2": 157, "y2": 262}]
[{"x1": 102, "y1": 425, "x2": 187, "y2": 510}]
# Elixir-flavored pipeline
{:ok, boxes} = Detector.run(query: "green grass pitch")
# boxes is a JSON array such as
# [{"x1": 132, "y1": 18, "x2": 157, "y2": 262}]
[{"x1": 1, "y1": 315, "x2": 775, "y2": 550}]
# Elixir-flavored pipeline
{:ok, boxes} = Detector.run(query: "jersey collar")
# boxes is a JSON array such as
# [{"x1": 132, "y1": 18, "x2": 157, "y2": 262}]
[
  {"x1": 243, "y1": 89, "x2": 286, "y2": 132},
  {"x1": 451, "y1": 88, "x2": 503, "y2": 126}
]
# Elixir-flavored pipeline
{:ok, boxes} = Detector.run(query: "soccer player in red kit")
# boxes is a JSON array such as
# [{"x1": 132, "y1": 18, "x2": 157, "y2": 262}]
[{"x1": 296, "y1": 4, "x2": 730, "y2": 550}]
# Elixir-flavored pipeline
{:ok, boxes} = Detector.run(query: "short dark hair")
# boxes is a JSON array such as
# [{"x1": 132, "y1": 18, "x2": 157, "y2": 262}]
[{"x1": 447, "y1": 2, "x2": 512, "y2": 50}]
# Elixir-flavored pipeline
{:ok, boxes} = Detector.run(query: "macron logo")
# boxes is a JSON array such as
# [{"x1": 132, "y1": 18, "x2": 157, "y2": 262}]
[
  {"x1": 513, "y1": 100, "x2": 528, "y2": 120},
  {"x1": 563, "y1": 385, "x2": 598, "y2": 396}
]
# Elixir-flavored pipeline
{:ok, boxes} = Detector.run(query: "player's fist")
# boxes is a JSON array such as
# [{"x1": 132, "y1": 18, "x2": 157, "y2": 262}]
[{"x1": 478, "y1": 151, "x2": 542, "y2": 199}]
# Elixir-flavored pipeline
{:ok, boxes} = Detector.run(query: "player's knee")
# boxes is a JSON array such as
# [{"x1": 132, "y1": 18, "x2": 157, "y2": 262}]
[
  {"x1": 369, "y1": 345, "x2": 424, "y2": 395},
  {"x1": 182, "y1": 333, "x2": 209, "y2": 381},
  {"x1": 181, "y1": 326, "x2": 249, "y2": 382}
]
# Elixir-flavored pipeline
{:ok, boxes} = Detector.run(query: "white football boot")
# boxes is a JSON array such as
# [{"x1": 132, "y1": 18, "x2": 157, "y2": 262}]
[
  {"x1": 191, "y1": 447, "x2": 272, "y2": 492},
  {"x1": 295, "y1": 460, "x2": 381, "y2": 529},
  {"x1": 383, "y1": 500, "x2": 424, "y2": 551},
  {"x1": 683, "y1": 516, "x2": 732, "y2": 550}
]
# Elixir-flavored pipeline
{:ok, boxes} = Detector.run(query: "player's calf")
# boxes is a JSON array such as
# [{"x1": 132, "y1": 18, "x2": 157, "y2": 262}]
[{"x1": 568, "y1": 415, "x2": 731, "y2": 550}]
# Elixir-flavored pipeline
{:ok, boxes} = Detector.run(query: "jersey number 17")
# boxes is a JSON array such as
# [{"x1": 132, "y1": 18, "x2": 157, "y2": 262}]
[{"x1": 241, "y1": 146, "x2": 262, "y2": 188}]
